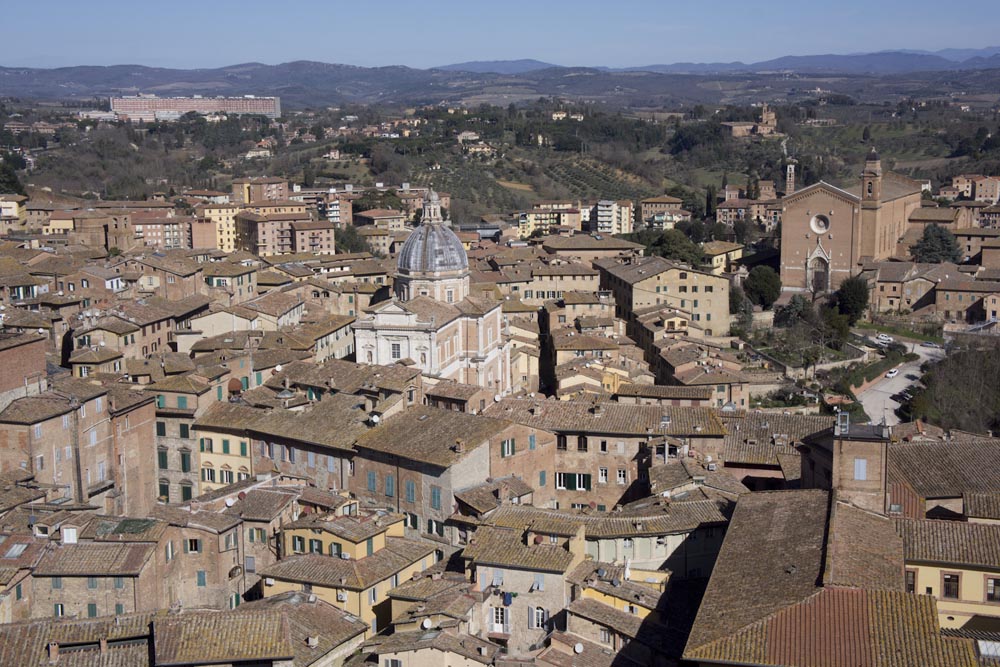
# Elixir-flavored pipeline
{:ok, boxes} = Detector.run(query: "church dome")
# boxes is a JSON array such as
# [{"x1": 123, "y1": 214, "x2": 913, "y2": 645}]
[{"x1": 397, "y1": 222, "x2": 468, "y2": 276}]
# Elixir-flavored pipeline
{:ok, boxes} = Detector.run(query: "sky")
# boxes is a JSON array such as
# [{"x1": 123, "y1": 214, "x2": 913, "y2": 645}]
[{"x1": 3, "y1": 0, "x2": 997, "y2": 70}]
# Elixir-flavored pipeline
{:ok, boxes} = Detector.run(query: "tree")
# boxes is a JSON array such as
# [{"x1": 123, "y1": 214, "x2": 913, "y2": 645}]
[
  {"x1": 913, "y1": 224, "x2": 962, "y2": 263},
  {"x1": 335, "y1": 225, "x2": 369, "y2": 254},
  {"x1": 862, "y1": 125, "x2": 871, "y2": 143},
  {"x1": 705, "y1": 185, "x2": 717, "y2": 218},
  {"x1": 0, "y1": 160, "x2": 25, "y2": 196},
  {"x1": 744, "y1": 266, "x2": 782, "y2": 309},
  {"x1": 729, "y1": 286, "x2": 754, "y2": 337},
  {"x1": 835, "y1": 275, "x2": 870, "y2": 325}
]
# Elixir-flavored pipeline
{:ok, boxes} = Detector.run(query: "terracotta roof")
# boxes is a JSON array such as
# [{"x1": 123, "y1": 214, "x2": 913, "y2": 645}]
[
  {"x1": 34, "y1": 543, "x2": 155, "y2": 577},
  {"x1": 259, "y1": 537, "x2": 435, "y2": 590},
  {"x1": 896, "y1": 518, "x2": 1000, "y2": 570},
  {"x1": 354, "y1": 405, "x2": 512, "y2": 468},
  {"x1": 686, "y1": 587, "x2": 976, "y2": 666},
  {"x1": 484, "y1": 499, "x2": 729, "y2": 539},
  {"x1": 823, "y1": 503, "x2": 904, "y2": 591},
  {"x1": 888, "y1": 439, "x2": 1000, "y2": 498},
  {"x1": 686, "y1": 490, "x2": 831, "y2": 654},
  {"x1": 486, "y1": 398, "x2": 726, "y2": 437},
  {"x1": 235, "y1": 592, "x2": 367, "y2": 665},
  {"x1": 964, "y1": 492, "x2": 1000, "y2": 520},
  {"x1": 462, "y1": 525, "x2": 577, "y2": 572},
  {"x1": 567, "y1": 598, "x2": 668, "y2": 650},
  {"x1": 224, "y1": 489, "x2": 296, "y2": 522},
  {"x1": 454, "y1": 477, "x2": 534, "y2": 515},
  {"x1": 154, "y1": 610, "x2": 294, "y2": 666},
  {"x1": 718, "y1": 412, "x2": 834, "y2": 466},
  {"x1": 370, "y1": 629, "x2": 499, "y2": 664},
  {"x1": 614, "y1": 383, "x2": 712, "y2": 401},
  {"x1": 286, "y1": 512, "x2": 404, "y2": 544}
]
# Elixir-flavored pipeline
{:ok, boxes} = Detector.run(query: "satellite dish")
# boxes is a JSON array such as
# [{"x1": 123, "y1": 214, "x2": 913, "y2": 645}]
[
  {"x1": 421, "y1": 618, "x2": 432, "y2": 630},
  {"x1": 705, "y1": 455, "x2": 713, "y2": 463},
  {"x1": 275, "y1": 364, "x2": 283, "y2": 373},
  {"x1": 370, "y1": 413, "x2": 381, "y2": 424},
  {"x1": 99, "y1": 341, "x2": 106, "y2": 347},
  {"x1": 574, "y1": 643, "x2": 584, "y2": 655},
  {"x1": 493, "y1": 395, "x2": 501, "y2": 402},
  {"x1": 225, "y1": 498, "x2": 236, "y2": 507},
  {"x1": 38, "y1": 328, "x2": 45, "y2": 334}
]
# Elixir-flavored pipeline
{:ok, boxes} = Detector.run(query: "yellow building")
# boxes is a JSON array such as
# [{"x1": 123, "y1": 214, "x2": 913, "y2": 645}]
[
  {"x1": 898, "y1": 518, "x2": 1000, "y2": 629},
  {"x1": 195, "y1": 203, "x2": 241, "y2": 252},
  {"x1": 260, "y1": 511, "x2": 438, "y2": 635},
  {"x1": 701, "y1": 241, "x2": 744, "y2": 275},
  {"x1": 193, "y1": 426, "x2": 254, "y2": 492}
]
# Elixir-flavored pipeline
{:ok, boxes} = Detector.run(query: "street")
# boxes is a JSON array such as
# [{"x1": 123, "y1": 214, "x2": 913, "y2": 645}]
[{"x1": 855, "y1": 339, "x2": 946, "y2": 426}]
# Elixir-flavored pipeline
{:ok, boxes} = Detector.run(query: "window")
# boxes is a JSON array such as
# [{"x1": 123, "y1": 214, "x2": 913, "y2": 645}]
[
  {"x1": 156, "y1": 421, "x2": 166, "y2": 437},
  {"x1": 532, "y1": 572, "x2": 545, "y2": 592},
  {"x1": 180, "y1": 451, "x2": 191, "y2": 473},
  {"x1": 15, "y1": 583, "x2": 22, "y2": 600},
  {"x1": 943, "y1": 573, "x2": 960, "y2": 599},
  {"x1": 531, "y1": 606, "x2": 548, "y2": 629},
  {"x1": 165, "y1": 541, "x2": 175, "y2": 562},
  {"x1": 197, "y1": 571, "x2": 207, "y2": 587},
  {"x1": 177, "y1": 396, "x2": 188, "y2": 410},
  {"x1": 854, "y1": 458, "x2": 868, "y2": 481},
  {"x1": 307, "y1": 451, "x2": 315, "y2": 468},
  {"x1": 201, "y1": 467, "x2": 216, "y2": 483},
  {"x1": 905, "y1": 570, "x2": 916, "y2": 594},
  {"x1": 405, "y1": 480, "x2": 416, "y2": 503},
  {"x1": 185, "y1": 539, "x2": 201, "y2": 554},
  {"x1": 87, "y1": 603, "x2": 98, "y2": 618},
  {"x1": 600, "y1": 627, "x2": 612, "y2": 644},
  {"x1": 367, "y1": 471, "x2": 377, "y2": 492},
  {"x1": 600, "y1": 440, "x2": 608, "y2": 453},
  {"x1": 623, "y1": 538, "x2": 634, "y2": 549},
  {"x1": 369, "y1": 587, "x2": 377, "y2": 604},
  {"x1": 246, "y1": 556, "x2": 256, "y2": 573},
  {"x1": 577, "y1": 436, "x2": 588, "y2": 452},
  {"x1": 556, "y1": 472, "x2": 567, "y2": 490},
  {"x1": 33, "y1": 424, "x2": 41, "y2": 439},
  {"x1": 599, "y1": 467, "x2": 608, "y2": 484},
  {"x1": 114, "y1": 576, "x2": 124, "y2": 589},
  {"x1": 181, "y1": 484, "x2": 192, "y2": 501},
  {"x1": 501, "y1": 438, "x2": 515, "y2": 458},
  {"x1": 200, "y1": 438, "x2": 213, "y2": 453},
  {"x1": 987, "y1": 577, "x2": 1000, "y2": 603},
  {"x1": 427, "y1": 519, "x2": 444, "y2": 537},
  {"x1": 52, "y1": 577, "x2": 62, "y2": 590},
  {"x1": 35, "y1": 455, "x2": 44, "y2": 471},
  {"x1": 250, "y1": 528, "x2": 266, "y2": 543},
  {"x1": 156, "y1": 395, "x2": 165, "y2": 409},
  {"x1": 430, "y1": 485, "x2": 442, "y2": 510},
  {"x1": 179, "y1": 424, "x2": 189, "y2": 439},
  {"x1": 220, "y1": 468, "x2": 233, "y2": 484},
  {"x1": 87, "y1": 576, "x2": 98, "y2": 590},
  {"x1": 115, "y1": 603, "x2": 125, "y2": 615},
  {"x1": 222, "y1": 439, "x2": 230, "y2": 454},
  {"x1": 385, "y1": 474, "x2": 395, "y2": 497},
  {"x1": 539, "y1": 471, "x2": 546, "y2": 487},
  {"x1": 391, "y1": 343, "x2": 401, "y2": 359},
  {"x1": 309, "y1": 539, "x2": 323, "y2": 554},
  {"x1": 557, "y1": 435, "x2": 567, "y2": 451},
  {"x1": 158, "y1": 449, "x2": 168, "y2": 469},
  {"x1": 491, "y1": 606, "x2": 508, "y2": 633},
  {"x1": 54, "y1": 604, "x2": 65, "y2": 618},
  {"x1": 617, "y1": 469, "x2": 627, "y2": 485},
  {"x1": 529, "y1": 434, "x2": 536, "y2": 450}
]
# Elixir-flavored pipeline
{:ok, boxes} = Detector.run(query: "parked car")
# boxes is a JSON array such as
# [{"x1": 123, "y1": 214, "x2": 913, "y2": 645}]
[
  {"x1": 876, "y1": 333, "x2": 894, "y2": 343},
  {"x1": 885, "y1": 369, "x2": 900, "y2": 378},
  {"x1": 921, "y1": 341, "x2": 939, "y2": 348}
]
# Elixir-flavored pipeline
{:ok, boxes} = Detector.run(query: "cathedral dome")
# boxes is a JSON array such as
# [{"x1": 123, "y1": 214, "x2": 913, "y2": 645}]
[{"x1": 396, "y1": 221, "x2": 469, "y2": 276}]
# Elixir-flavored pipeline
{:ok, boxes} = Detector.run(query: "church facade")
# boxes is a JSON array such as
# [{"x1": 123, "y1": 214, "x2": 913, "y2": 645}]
[
  {"x1": 353, "y1": 192, "x2": 512, "y2": 395},
  {"x1": 780, "y1": 150, "x2": 923, "y2": 293}
]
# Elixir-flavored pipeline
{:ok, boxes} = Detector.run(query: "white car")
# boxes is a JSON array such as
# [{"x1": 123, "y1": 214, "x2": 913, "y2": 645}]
[
  {"x1": 885, "y1": 369, "x2": 900, "y2": 379},
  {"x1": 876, "y1": 333, "x2": 894, "y2": 343}
]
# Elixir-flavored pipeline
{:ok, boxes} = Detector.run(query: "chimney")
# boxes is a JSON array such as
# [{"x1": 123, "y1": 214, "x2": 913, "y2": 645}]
[
  {"x1": 47, "y1": 642, "x2": 59, "y2": 663},
  {"x1": 99, "y1": 638, "x2": 108, "y2": 655},
  {"x1": 454, "y1": 439, "x2": 465, "y2": 454}
]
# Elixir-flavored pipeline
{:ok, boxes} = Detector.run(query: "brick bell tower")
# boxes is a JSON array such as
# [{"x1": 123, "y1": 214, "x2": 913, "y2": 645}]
[{"x1": 859, "y1": 147, "x2": 883, "y2": 260}]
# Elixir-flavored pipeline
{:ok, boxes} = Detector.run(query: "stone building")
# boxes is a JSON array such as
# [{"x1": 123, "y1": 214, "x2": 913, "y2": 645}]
[
  {"x1": 780, "y1": 149, "x2": 923, "y2": 293},
  {"x1": 354, "y1": 192, "x2": 511, "y2": 393}
]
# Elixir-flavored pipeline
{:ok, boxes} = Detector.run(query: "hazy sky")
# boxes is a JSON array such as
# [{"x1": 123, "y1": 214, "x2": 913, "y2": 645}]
[{"x1": 3, "y1": 0, "x2": 995, "y2": 69}]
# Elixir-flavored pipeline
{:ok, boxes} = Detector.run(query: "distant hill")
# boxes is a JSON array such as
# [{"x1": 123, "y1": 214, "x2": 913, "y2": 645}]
[
  {"x1": 435, "y1": 59, "x2": 559, "y2": 74},
  {"x1": 3, "y1": 47, "x2": 1000, "y2": 108}
]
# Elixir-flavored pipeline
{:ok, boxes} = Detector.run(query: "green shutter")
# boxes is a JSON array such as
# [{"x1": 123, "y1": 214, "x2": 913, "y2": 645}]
[
  {"x1": 529, "y1": 434, "x2": 536, "y2": 450},
  {"x1": 222, "y1": 440, "x2": 230, "y2": 454},
  {"x1": 583, "y1": 474, "x2": 592, "y2": 491},
  {"x1": 240, "y1": 441, "x2": 247, "y2": 457},
  {"x1": 217, "y1": 386, "x2": 223, "y2": 401},
  {"x1": 255, "y1": 372, "x2": 262, "y2": 386},
  {"x1": 199, "y1": 438, "x2": 205, "y2": 452},
  {"x1": 539, "y1": 471, "x2": 546, "y2": 487},
  {"x1": 566, "y1": 474, "x2": 577, "y2": 491}
]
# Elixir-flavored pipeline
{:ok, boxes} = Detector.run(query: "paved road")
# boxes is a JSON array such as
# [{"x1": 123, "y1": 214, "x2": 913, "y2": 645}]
[{"x1": 855, "y1": 339, "x2": 945, "y2": 425}]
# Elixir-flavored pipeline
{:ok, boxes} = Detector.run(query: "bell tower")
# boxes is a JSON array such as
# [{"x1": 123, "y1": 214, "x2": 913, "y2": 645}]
[{"x1": 862, "y1": 147, "x2": 882, "y2": 207}]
